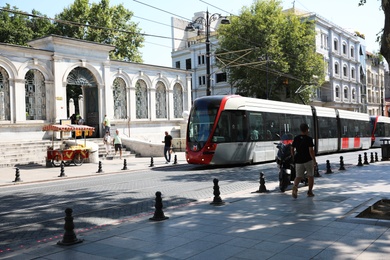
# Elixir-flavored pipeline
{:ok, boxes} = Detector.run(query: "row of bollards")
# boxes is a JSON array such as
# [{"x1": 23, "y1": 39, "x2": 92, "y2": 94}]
[
  {"x1": 357, "y1": 152, "x2": 379, "y2": 167},
  {"x1": 58, "y1": 177, "x2": 226, "y2": 246},
  {"x1": 54, "y1": 149, "x2": 380, "y2": 248},
  {"x1": 12, "y1": 154, "x2": 182, "y2": 183}
]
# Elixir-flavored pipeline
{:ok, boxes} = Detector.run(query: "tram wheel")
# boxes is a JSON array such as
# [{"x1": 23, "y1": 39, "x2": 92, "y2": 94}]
[{"x1": 73, "y1": 153, "x2": 84, "y2": 166}]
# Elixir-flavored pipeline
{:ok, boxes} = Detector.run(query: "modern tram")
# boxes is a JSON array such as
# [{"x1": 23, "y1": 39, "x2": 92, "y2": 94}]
[
  {"x1": 186, "y1": 95, "x2": 371, "y2": 165},
  {"x1": 370, "y1": 115, "x2": 390, "y2": 147}
]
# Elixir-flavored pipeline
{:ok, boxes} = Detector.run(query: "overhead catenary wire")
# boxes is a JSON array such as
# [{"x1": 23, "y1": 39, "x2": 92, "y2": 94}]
[
  {"x1": 0, "y1": 2, "x2": 319, "y2": 86},
  {"x1": 0, "y1": 8, "x2": 184, "y2": 42}
]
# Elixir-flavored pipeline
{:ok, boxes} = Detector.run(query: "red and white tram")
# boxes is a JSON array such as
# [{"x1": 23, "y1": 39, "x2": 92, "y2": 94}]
[{"x1": 186, "y1": 95, "x2": 371, "y2": 165}]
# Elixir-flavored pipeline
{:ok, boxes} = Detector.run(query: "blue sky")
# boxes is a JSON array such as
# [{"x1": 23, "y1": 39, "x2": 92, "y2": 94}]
[{"x1": 1, "y1": 0, "x2": 384, "y2": 67}]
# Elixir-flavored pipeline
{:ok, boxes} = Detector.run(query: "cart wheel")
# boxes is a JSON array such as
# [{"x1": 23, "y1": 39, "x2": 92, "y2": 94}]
[
  {"x1": 73, "y1": 153, "x2": 84, "y2": 166},
  {"x1": 64, "y1": 160, "x2": 71, "y2": 166},
  {"x1": 52, "y1": 155, "x2": 62, "y2": 167}
]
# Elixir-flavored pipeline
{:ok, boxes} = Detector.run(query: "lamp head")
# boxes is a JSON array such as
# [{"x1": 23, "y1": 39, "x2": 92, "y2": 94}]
[
  {"x1": 185, "y1": 24, "x2": 196, "y2": 32},
  {"x1": 220, "y1": 17, "x2": 230, "y2": 25}
]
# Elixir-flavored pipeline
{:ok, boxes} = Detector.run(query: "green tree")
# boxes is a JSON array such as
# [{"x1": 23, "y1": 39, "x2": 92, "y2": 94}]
[
  {"x1": 359, "y1": 0, "x2": 390, "y2": 65},
  {"x1": 216, "y1": 0, "x2": 324, "y2": 103},
  {"x1": 53, "y1": 0, "x2": 144, "y2": 62},
  {"x1": 0, "y1": 4, "x2": 54, "y2": 45}
]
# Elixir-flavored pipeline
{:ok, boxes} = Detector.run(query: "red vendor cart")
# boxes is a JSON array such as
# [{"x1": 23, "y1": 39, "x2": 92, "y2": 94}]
[{"x1": 43, "y1": 124, "x2": 95, "y2": 167}]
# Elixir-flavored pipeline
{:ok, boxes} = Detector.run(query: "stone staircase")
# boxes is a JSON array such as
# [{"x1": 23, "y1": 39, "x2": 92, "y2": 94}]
[
  {"x1": 0, "y1": 139, "x2": 135, "y2": 168},
  {"x1": 0, "y1": 140, "x2": 53, "y2": 168},
  {"x1": 86, "y1": 138, "x2": 135, "y2": 161}
]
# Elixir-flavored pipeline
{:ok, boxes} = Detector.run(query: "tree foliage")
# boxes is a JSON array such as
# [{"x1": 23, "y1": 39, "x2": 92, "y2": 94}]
[
  {"x1": 0, "y1": 4, "x2": 54, "y2": 46},
  {"x1": 359, "y1": 0, "x2": 390, "y2": 65},
  {"x1": 0, "y1": 0, "x2": 144, "y2": 62},
  {"x1": 216, "y1": 0, "x2": 324, "y2": 103}
]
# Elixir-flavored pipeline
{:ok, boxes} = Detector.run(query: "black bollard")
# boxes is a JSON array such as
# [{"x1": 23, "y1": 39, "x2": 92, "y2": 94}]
[
  {"x1": 57, "y1": 208, "x2": 83, "y2": 246},
  {"x1": 173, "y1": 154, "x2": 178, "y2": 165},
  {"x1": 339, "y1": 156, "x2": 346, "y2": 171},
  {"x1": 58, "y1": 162, "x2": 67, "y2": 177},
  {"x1": 13, "y1": 168, "x2": 22, "y2": 182},
  {"x1": 96, "y1": 161, "x2": 103, "y2": 173},
  {"x1": 370, "y1": 152, "x2": 375, "y2": 163},
  {"x1": 314, "y1": 163, "x2": 321, "y2": 177},
  {"x1": 210, "y1": 178, "x2": 225, "y2": 206},
  {"x1": 149, "y1": 156, "x2": 154, "y2": 167},
  {"x1": 326, "y1": 160, "x2": 333, "y2": 174},
  {"x1": 363, "y1": 152, "x2": 369, "y2": 165},
  {"x1": 149, "y1": 191, "x2": 169, "y2": 221},
  {"x1": 255, "y1": 172, "x2": 268, "y2": 193},
  {"x1": 357, "y1": 154, "x2": 363, "y2": 166},
  {"x1": 121, "y1": 159, "x2": 128, "y2": 170},
  {"x1": 375, "y1": 152, "x2": 379, "y2": 162}
]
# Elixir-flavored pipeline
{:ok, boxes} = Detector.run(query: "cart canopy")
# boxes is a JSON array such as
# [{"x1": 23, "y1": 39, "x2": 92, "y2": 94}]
[{"x1": 42, "y1": 124, "x2": 95, "y2": 132}]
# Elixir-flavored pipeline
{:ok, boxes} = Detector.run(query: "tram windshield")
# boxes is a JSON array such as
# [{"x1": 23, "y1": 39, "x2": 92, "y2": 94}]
[{"x1": 188, "y1": 103, "x2": 219, "y2": 150}]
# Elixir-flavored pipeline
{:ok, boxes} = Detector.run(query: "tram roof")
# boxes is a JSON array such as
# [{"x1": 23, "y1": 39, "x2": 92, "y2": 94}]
[{"x1": 224, "y1": 96, "x2": 313, "y2": 116}]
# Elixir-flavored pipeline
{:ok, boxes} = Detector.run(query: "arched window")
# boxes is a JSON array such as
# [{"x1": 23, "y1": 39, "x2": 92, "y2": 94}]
[
  {"x1": 333, "y1": 38, "x2": 339, "y2": 52},
  {"x1": 343, "y1": 64, "x2": 348, "y2": 77},
  {"x1": 113, "y1": 77, "x2": 127, "y2": 119},
  {"x1": 344, "y1": 87, "x2": 348, "y2": 99},
  {"x1": 351, "y1": 67, "x2": 356, "y2": 79},
  {"x1": 0, "y1": 67, "x2": 10, "y2": 120},
  {"x1": 350, "y1": 46, "x2": 355, "y2": 58},
  {"x1": 335, "y1": 86, "x2": 340, "y2": 98},
  {"x1": 342, "y1": 42, "x2": 347, "y2": 55},
  {"x1": 352, "y1": 88, "x2": 356, "y2": 100},
  {"x1": 25, "y1": 69, "x2": 46, "y2": 120},
  {"x1": 135, "y1": 79, "x2": 148, "y2": 119},
  {"x1": 173, "y1": 83, "x2": 183, "y2": 118},
  {"x1": 155, "y1": 81, "x2": 167, "y2": 118},
  {"x1": 334, "y1": 62, "x2": 339, "y2": 75}
]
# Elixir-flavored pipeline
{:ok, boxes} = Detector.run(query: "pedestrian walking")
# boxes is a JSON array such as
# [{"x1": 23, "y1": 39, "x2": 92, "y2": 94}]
[
  {"x1": 103, "y1": 114, "x2": 111, "y2": 133},
  {"x1": 290, "y1": 123, "x2": 317, "y2": 198},
  {"x1": 162, "y1": 131, "x2": 173, "y2": 163},
  {"x1": 113, "y1": 129, "x2": 122, "y2": 159},
  {"x1": 103, "y1": 131, "x2": 111, "y2": 156}
]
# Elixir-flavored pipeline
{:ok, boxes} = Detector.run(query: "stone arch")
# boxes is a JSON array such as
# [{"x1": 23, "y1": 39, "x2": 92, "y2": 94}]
[
  {"x1": 111, "y1": 72, "x2": 132, "y2": 90},
  {"x1": 19, "y1": 59, "x2": 53, "y2": 81},
  {"x1": 62, "y1": 63, "x2": 103, "y2": 87},
  {"x1": 65, "y1": 66, "x2": 99, "y2": 137},
  {"x1": 151, "y1": 76, "x2": 170, "y2": 90},
  {"x1": 131, "y1": 73, "x2": 152, "y2": 90},
  {"x1": 0, "y1": 56, "x2": 18, "y2": 79}
]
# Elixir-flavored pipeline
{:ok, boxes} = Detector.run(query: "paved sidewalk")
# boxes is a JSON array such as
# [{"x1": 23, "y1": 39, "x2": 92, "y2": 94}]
[
  {"x1": 2, "y1": 152, "x2": 390, "y2": 259},
  {"x1": 0, "y1": 153, "x2": 186, "y2": 187}
]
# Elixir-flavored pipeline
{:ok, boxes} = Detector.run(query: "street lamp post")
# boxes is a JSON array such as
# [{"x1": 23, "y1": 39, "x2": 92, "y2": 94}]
[{"x1": 186, "y1": 10, "x2": 230, "y2": 96}]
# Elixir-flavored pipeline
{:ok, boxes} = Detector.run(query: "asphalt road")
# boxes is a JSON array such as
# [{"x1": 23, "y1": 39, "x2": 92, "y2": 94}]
[{"x1": 0, "y1": 148, "x2": 381, "y2": 253}]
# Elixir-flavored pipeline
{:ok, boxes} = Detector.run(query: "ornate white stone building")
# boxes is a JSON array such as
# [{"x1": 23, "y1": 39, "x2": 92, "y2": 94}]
[{"x1": 0, "y1": 35, "x2": 191, "y2": 141}]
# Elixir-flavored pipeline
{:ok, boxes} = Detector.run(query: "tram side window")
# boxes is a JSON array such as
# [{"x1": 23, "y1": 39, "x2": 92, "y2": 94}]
[
  {"x1": 230, "y1": 111, "x2": 247, "y2": 142},
  {"x1": 213, "y1": 112, "x2": 229, "y2": 143},
  {"x1": 264, "y1": 113, "x2": 280, "y2": 141},
  {"x1": 341, "y1": 119, "x2": 369, "y2": 137},
  {"x1": 248, "y1": 112, "x2": 263, "y2": 141},
  {"x1": 385, "y1": 123, "x2": 390, "y2": 137},
  {"x1": 361, "y1": 120, "x2": 371, "y2": 137},
  {"x1": 212, "y1": 110, "x2": 247, "y2": 143},
  {"x1": 286, "y1": 115, "x2": 312, "y2": 137},
  {"x1": 318, "y1": 117, "x2": 337, "y2": 138}
]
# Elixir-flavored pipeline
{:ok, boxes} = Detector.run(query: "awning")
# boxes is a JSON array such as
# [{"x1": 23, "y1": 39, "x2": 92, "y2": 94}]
[{"x1": 42, "y1": 124, "x2": 95, "y2": 132}]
